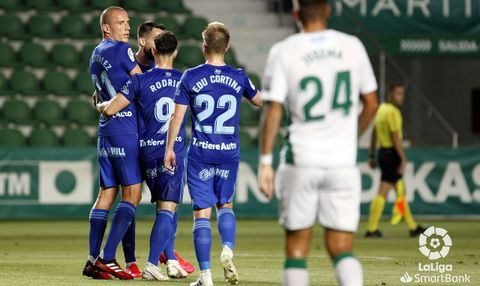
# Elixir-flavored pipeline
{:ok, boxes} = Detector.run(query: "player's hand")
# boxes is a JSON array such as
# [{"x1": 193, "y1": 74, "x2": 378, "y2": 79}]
[
  {"x1": 258, "y1": 164, "x2": 275, "y2": 199},
  {"x1": 398, "y1": 159, "x2": 407, "y2": 176},
  {"x1": 164, "y1": 148, "x2": 177, "y2": 172},
  {"x1": 368, "y1": 156, "x2": 376, "y2": 169}
]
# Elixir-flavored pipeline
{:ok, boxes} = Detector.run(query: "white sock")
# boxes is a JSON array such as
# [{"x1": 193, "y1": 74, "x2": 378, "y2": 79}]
[
  {"x1": 88, "y1": 255, "x2": 96, "y2": 264},
  {"x1": 283, "y1": 268, "x2": 308, "y2": 286},
  {"x1": 221, "y1": 245, "x2": 233, "y2": 259},
  {"x1": 200, "y1": 269, "x2": 212, "y2": 281},
  {"x1": 335, "y1": 255, "x2": 363, "y2": 286}
]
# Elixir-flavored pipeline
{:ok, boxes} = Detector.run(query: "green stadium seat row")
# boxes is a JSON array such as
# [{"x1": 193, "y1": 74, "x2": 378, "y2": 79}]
[
  {"x1": 0, "y1": 0, "x2": 190, "y2": 13},
  {"x1": 1, "y1": 70, "x2": 93, "y2": 96},
  {"x1": 0, "y1": 99, "x2": 98, "y2": 125},
  {"x1": 0, "y1": 128, "x2": 94, "y2": 147}
]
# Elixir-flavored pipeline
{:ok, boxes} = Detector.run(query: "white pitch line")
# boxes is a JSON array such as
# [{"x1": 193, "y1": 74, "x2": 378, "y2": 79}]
[{"x1": 235, "y1": 253, "x2": 394, "y2": 260}]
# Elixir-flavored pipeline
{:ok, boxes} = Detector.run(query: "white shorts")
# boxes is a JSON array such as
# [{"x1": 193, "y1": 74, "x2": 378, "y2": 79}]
[{"x1": 276, "y1": 163, "x2": 361, "y2": 232}]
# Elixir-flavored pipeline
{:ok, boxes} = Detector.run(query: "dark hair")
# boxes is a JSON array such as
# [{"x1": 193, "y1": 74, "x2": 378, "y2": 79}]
[
  {"x1": 202, "y1": 22, "x2": 230, "y2": 54},
  {"x1": 137, "y1": 21, "x2": 167, "y2": 38},
  {"x1": 388, "y1": 83, "x2": 405, "y2": 93},
  {"x1": 154, "y1": 31, "x2": 178, "y2": 56},
  {"x1": 297, "y1": 0, "x2": 329, "y2": 23}
]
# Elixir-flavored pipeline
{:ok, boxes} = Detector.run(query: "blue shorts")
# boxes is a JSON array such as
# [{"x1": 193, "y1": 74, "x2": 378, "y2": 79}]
[
  {"x1": 97, "y1": 134, "x2": 142, "y2": 188},
  {"x1": 141, "y1": 157, "x2": 185, "y2": 204},
  {"x1": 187, "y1": 159, "x2": 239, "y2": 210}
]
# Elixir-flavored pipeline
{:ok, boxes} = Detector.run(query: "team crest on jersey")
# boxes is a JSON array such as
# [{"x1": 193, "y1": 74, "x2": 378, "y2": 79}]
[
  {"x1": 214, "y1": 69, "x2": 222, "y2": 75},
  {"x1": 165, "y1": 71, "x2": 172, "y2": 77},
  {"x1": 127, "y1": 48, "x2": 135, "y2": 62}
]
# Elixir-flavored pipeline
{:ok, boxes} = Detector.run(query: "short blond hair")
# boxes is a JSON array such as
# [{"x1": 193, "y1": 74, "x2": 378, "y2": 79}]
[{"x1": 202, "y1": 22, "x2": 230, "y2": 55}]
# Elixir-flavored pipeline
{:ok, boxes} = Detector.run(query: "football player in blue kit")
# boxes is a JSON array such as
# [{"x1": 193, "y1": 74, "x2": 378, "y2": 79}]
[
  {"x1": 164, "y1": 22, "x2": 262, "y2": 286},
  {"x1": 97, "y1": 31, "x2": 189, "y2": 281}
]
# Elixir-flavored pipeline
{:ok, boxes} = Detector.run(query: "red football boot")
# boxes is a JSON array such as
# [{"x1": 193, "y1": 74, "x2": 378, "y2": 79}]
[
  {"x1": 82, "y1": 260, "x2": 112, "y2": 280},
  {"x1": 126, "y1": 262, "x2": 142, "y2": 278},
  {"x1": 94, "y1": 257, "x2": 133, "y2": 280},
  {"x1": 160, "y1": 250, "x2": 195, "y2": 274}
]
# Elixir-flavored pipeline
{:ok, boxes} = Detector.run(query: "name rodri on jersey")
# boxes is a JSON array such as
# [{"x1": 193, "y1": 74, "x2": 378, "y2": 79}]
[
  {"x1": 89, "y1": 40, "x2": 138, "y2": 137},
  {"x1": 175, "y1": 64, "x2": 257, "y2": 163},
  {"x1": 120, "y1": 68, "x2": 186, "y2": 161}
]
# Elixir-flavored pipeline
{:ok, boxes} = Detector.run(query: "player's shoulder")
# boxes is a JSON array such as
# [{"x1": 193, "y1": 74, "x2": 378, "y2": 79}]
[
  {"x1": 182, "y1": 64, "x2": 206, "y2": 80},
  {"x1": 328, "y1": 29, "x2": 364, "y2": 47}
]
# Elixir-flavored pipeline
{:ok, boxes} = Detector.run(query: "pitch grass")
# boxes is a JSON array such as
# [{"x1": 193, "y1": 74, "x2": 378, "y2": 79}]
[{"x1": 0, "y1": 219, "x2": 479, "y2": 286}]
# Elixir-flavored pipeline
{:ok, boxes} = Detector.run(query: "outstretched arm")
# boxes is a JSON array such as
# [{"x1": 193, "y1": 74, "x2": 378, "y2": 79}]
[
  {"x1": 96, "y1": 93, "x2": 131, "y2": 117},
  {"x1": 249, "y1": 91, "x2": 263, "y2": 107},
  {"x1": 164, "y1": 104, "x2": 188, "y2": 171}
]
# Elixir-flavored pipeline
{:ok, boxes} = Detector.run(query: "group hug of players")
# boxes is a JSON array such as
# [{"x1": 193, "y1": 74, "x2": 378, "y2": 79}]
[{"x1": 83, "y1": 5, "x2": 261, "y2": 286}]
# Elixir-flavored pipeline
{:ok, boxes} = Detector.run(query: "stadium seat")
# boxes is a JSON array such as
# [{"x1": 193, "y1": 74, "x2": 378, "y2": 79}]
[
  {"x1": 2, "y1": 100, "x2": 31, "y2": 124},
  {"x1": 59, "y1": 15, "x2": 89, "y2": 39},
  {"x1": 0, "y1": 15, "x2": 27, "y2": 40},
  {"x1": 155, "y1": 0, "x2": 190, "y2": 13},
  {"x1": 182, "y1": 16, "x2": 209, "y2": 40},
  {"x1": 34, "y1": 100, "x2": 64, "y2": 125},
  {"x1": 19, "y1": 43, "x2": 50, "y2": 67},
  {"x1": 0, "y1": 129, "x2": 25, "y2": 146},
  {"x1": 81, "y1": 43, "x2": 97, "y2": 66},
  {"x1": 155, "y1": 16, "x2": 181, "y2": 34},
  {"x1": 63, "y1": 128, "x2": 92, "y2": 146},
  {"x1": 129, "y1": 16, "x2": 145, "y2": 37},
  {"x1": 10, "y1": 71, "x2": 43, "y2": 96},
  {"x1": 26, "y1": 0, "x2": 60, "y2": 11},
  {"x1": 0, "y1": 43, "x2": 18, "y2": 67},
  {"x1": 51, "y1": 44, "x2": 79, "y2": 68},
  {"x1": 0, "y1": 0, "x2": 26, "y2": 10},
  {"x1": 43, "y1": 71, "x2": 75, "y2": 96},
  {"x1": 239, "y1": 131, "x2": 255, "y2": 148},
  {"x1": 225, "y1": 48, "x2": 240, "y2": 67},
  {"x1": 123, "y1": 0, "x2": 153, "y2": 12},
  {"x1": 0, "y1": 73, "x2": 12, "y2": 96},
  {"x1": 177, "y1": 45, "x2": 204, "y2": 68},
  {"x1": 247, "y1": 72, "x2": 262, "y2": 90},
  {"x1": 75, "y1": 71, "x2": 93, "y2": 95},
  {"x1": 28, "y1": 15, "x2": 59, "y2": 38},
  {"x1": 29, "y1": 128, "x2": 59, "y2": 146},
  {"x1": 88, "y1": 16, "x2": 102, "y2": 38},
  {"x1": 240, "y1": 102, "x2": 260, "y2": 126},
  {"x1": 90, "y1": 0, "x2": 119, "y2": 9},
  {"x1": 66, "y1": 100, "x2": 98, "y2": 125},
  {"x1": 60, "y1": 0, "x2": 89, "y2": 12}
]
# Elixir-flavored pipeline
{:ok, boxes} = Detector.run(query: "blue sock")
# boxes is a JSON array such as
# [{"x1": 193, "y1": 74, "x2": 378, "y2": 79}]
[
  {"x1": 148, "y1": 210, "x2": 174, "y2": 265},
  {"x1": 217, "y1": 208, "x2": 236, "y2": 250},
  {"x1": 102, "y1": 201, "x2": 136, "y2": 261},
  {"x1": 88, "y1": 209, "x2": 109, "y2": 260},
  {"x1": 193, "y1": 218, "x2": 211, "y2": 270},
  {"x1": 122, "y1": 219, "x2": 136, "y2": 264},
  {"x1": 164, "y1": 211, "x2": 178, "y2": 260}
]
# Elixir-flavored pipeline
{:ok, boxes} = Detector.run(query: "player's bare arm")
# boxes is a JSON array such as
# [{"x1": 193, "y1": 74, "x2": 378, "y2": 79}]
[
  {"x1": 258, "y1": 101, "x2": 283, "y2": 199},
  {"x1": 96, "y1": 94, "x2": 131, "y2": 116},
  {"x1": 369, "y1": 127, "x2": 377, "y2": 169},
  {"x1": 249, "y1": 91, "x2": 263, "y2": 107},
  {"x1": 392, "y1": 131, "x2": 408, "y2": 175},
  {"x1": 359, "y1": 91, "x2": 379, "y2": 135},
  {"x1": 164, "y1": 103, "x2": 188, "y2": 171},
  {"x1": 129, "y1": 65, "x2": 142, "y2": 77}
]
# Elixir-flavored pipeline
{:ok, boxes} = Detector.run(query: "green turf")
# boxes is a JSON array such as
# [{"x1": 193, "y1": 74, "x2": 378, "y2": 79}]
[{"x1": 0, "y1": 219, "x2": 479, "y2": 285}]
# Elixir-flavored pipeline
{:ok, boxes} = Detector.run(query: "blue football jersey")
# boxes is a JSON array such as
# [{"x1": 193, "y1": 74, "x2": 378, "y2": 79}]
[
  {"x1": 120, "y1": 68, "x2": 187, "y2": 162},
  {"x1": 90, "y1": 40, "x2": 138, "y2": 137},
  {"x1": 175, "y1": 64, "x2": 258, "y2": 163},
  {"x1": 137, "y1": 59, "x2": 155, "y2": 73}
]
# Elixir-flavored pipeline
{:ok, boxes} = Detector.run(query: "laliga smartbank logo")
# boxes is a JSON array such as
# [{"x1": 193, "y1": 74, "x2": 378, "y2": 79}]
[{"x1": 400, "y1": 226, "x2": 471, "y2": 284}]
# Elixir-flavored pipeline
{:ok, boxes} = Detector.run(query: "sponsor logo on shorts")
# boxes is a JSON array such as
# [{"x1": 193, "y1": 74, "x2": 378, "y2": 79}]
[
  {"x1": 199, "y1": 168, "x2": 230, "y2": 181},
  {"x1": 98, "y1": 147, "x2": 126, "y2": 158},
  {"x1": 145, "y1": 168, "x2": 158, "y2": 179}
]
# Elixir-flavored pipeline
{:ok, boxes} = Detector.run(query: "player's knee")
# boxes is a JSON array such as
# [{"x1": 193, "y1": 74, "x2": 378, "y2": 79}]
[{"x1": 121, "y1": 184, "x2": 142, "y2": 206}]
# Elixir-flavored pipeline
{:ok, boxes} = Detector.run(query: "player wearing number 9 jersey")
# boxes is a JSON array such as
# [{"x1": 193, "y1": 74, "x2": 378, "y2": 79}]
[
  {"x1": 164, "y1": 22, "x2": 262, "y2": 286},
  {"x1": 258, "y1": 1, "x2": 378, "y2": 286}
]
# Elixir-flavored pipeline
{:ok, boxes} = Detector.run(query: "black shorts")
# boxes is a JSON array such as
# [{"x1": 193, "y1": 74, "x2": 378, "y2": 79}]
[{"x1": 378, "y1": 148, "x2": 402, "y2": 183}]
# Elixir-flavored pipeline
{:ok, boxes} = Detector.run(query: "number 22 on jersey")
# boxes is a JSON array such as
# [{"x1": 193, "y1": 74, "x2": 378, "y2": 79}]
[{"x1": 300, "y1": 70, "x2": 351, "y2": 122}]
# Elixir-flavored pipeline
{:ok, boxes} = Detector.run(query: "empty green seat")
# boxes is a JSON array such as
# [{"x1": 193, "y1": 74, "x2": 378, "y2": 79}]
[
  {"x1": 60, "y1": 0, "x2": 89, "y2": 12},
  {"x1": 34, "y1": 100, "x2": 63, "y2": 125},
  {"x1": 2, "y1": 100, "x2": 31, "y2": 124},
  {"x1": 0, "y1": 15, "x2": 26, "y2": 40},
  {"x1": 10, "y1": 71, "x2": 42, "y2": 95},
  {"x1": 90, "y1": 0, "x2": 119, "y2": 9},
  {"x1": 66, "y1": 100, "x2": 98, "y2": 125},
  {"x1": 19, "y1": 43, "x2": 50, "y2": 67},
  {"x1": 0, "y1": 43, "x2": 17, "y2": 67},
  {"x1": 28, "y1": 15, "x2": 58, "y2": 38},
  {"x1": 0, "y1": 129, "x2": 25, "y2": 146},
  {"x1": 89, "y1": 16, "x2": 102, "y2": 38},
  {"x1": 124, "y1": 0, "x2": 153, "y2": 12},
  {"x1": 81, "y1": 43, "x2": 97, "y2": 66},
  {"x1": 26, "y1": 0, "x2": 60, "y2": 11},
  {"x1": 75, "y1": 71, "x2": 93, "y2": 95},
  {"x1": 129, "y1": 16, "x2": 145, "y2": 37},
  {"x1": 177, "y1": 45, "x2": 204, "y2": 67},
  {"x1": 51, "y1": 44, "x2": 79, "y2": 67},
  {"x1": 0, "y1": 0, "x2": 26, "y2": 10},
  {"x1": 43, "y1": 71, "x2": 74, "y2": 96},
  {"x1": 155, "y1": 0, "x2": 190, "y2": 13},
  {"x1": 0, "y1": 73, "x2": 12, "y2": 95},
  {"x1": 225, "y1": 48, "x2": 240, "y2": 67},
  {"x1": 29, "y1": 128, "x2": 59, "y2": 146},
  {"x1": 59, "y1": 15, "x2": 89, "y2": 38},
  {"x1": 63, "y1": 128, "x2": 92, "y2": 146},
  {"x1": 239, "y1": 131, "x2": 255, "y2": 148},
  {"x1": 182, "y1": 16, "x2": 208, "y2": 40},
  {"x1": 155, "y1": 16, "x2": 181, "y2": 34},
  {"x1": 247, "y1": 72, "x2": 262, "y2": 90},
  {"x1": 240, "y1": 102, "x2": 260, "y2": 126}
]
